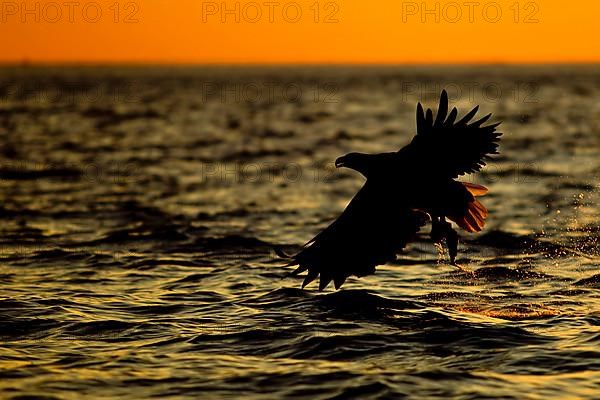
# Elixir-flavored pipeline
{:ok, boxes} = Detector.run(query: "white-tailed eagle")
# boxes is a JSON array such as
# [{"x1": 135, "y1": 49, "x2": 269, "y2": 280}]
[{"x1": 279, "y1": 90, "x2": 502, "y2": 290}]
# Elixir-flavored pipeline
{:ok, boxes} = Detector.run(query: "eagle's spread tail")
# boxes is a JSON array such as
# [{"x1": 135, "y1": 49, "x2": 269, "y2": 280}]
[{"x1": 449, "y1": 182, "x2": 489, "y2": 233}]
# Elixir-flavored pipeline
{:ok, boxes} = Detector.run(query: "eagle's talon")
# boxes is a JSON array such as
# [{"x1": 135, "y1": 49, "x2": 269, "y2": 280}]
[
  {"x1": 431, "y1": 217, "x2": 459, "y2": 265},
  {"x1": 446, "y1": 225, "x2": 459, "y2": 266}
]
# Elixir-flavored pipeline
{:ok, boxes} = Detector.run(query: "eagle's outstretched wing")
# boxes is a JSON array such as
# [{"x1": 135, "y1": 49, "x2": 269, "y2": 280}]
[
  {"x1": 398, "y1": 90, "x2": 502, "y2": 178},
  {"x1": 284, "y1": 183, "x2": 428, "y2": 290}
]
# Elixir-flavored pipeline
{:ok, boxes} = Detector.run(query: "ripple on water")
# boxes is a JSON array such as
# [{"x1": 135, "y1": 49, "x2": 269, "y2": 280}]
[{"x1": 1, "y1": 67, "x2": 600, "y2": 399}]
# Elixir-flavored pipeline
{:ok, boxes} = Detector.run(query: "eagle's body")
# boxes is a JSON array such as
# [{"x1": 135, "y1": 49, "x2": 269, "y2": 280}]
[{"x1": 281, "y1": 91, "x2": 502, "y2": 290}]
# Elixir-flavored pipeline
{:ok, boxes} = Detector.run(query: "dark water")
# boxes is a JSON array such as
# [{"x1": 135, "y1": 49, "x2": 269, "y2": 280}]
[{"x1": 1, "y1": 66, "x2": 599, "y2": 399}]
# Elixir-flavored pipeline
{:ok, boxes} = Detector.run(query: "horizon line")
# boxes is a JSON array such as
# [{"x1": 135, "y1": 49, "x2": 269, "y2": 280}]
[{"x1": 1, "y1": 60, "x2": 600, "y2": 68}]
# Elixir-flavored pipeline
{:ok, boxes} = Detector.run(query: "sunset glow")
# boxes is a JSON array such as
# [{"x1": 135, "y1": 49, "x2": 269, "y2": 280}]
[{"x1": 1, "y1": 0, "x2": 599, "y2": 64}]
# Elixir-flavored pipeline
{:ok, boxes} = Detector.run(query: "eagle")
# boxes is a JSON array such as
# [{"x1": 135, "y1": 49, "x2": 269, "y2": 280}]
[{"x1": 279, "y1": 90, "x2": 502, "y2": 290}]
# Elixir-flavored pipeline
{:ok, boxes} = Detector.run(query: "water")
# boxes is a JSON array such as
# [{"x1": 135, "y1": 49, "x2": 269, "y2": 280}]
[{"x1": 1, "y1": 65, "x2": 599, "y2": 399}]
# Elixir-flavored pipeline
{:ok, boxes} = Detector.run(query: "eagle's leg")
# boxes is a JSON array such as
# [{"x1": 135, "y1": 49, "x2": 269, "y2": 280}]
[
  {"x1": 446, "y1": 222, "x2": 458, "y2": 266},
  {"x1": 431, "y1": 216, "x2": 460, "y2": 267},
  {"x1": 431, "y1": 216, "x2": 452, "y2": 247},
  {"x1": 431, "y1": 216, "x2": 448, "y2": 262}
]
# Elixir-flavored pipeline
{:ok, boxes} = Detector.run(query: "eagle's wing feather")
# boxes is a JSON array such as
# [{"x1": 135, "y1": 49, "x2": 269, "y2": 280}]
[
  {"x1": 287, "y1": 183, "x2": 428, "y2": 290},
  {"x1": 401, "y1": 90, "x2": 502, "y2": 178}
]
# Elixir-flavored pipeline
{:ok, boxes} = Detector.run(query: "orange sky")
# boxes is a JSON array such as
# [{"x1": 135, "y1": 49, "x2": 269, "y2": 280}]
[{"x1": 1, "y1": 0, "x2": 599, "y2": 64}]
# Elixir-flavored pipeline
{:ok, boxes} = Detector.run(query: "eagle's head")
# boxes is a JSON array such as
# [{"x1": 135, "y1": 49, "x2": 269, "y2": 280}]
[{"x1": 335, "y1": 152, "x2": 376, "y2": 178}]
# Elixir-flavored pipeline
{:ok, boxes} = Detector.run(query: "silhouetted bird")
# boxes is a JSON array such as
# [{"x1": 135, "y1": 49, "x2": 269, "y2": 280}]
[{"x1": 279, "y1": 90, "x2": 502, "y2": 290}]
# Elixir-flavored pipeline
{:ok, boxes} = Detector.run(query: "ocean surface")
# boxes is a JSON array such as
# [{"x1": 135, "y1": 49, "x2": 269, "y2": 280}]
[{"x1": 1, "y1": 65, "x2": 599, "y2": 399}]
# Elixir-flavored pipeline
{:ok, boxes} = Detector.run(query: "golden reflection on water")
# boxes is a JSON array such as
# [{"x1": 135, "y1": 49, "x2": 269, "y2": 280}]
[
  {"x1": 1, "y1": 67, "x2": 600, "y2": 398},
  {"x1": 457, "y1": 305, "x2": 560, "y2": 321}
]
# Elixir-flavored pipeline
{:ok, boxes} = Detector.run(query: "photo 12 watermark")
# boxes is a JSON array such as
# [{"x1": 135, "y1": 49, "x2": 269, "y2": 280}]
[
  {"x1": 0, "y1": 1, "x2": 140, "y2": 23},
  {"x1": 0, "y1": 83, "x2": 143, "y2": 105},
  {"x1": 401, "y1": 2, "x2": 539, "y2": 23},
  {"x1": 399, "y1": 82, "x2": 539, "y2": 104},
  {"x1": 0, "y1": 243, "x2": 137, "y2": 262},
  {"x1": 199, "y1": 162, "x2": 340, "y2": 184},
  {"x1": 201, "y1": 1, "x2": 339, "y2": 23},
  {"x1": 200, "y1": 81, "x2": 339, "y2": 104},
  {"x1": 0, "y1": 162, "x2": 136, "y2": 184}
]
